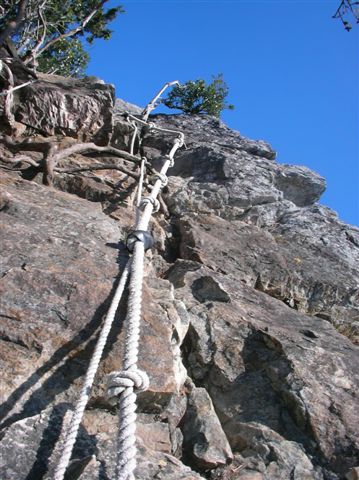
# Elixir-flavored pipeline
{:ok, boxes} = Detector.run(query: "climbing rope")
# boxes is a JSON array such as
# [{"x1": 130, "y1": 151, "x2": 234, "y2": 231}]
[
  {"x1": 141, "y1": 80, "x2": 179, "y2": 121},
  {"x1": 128, "y1": 119, "x2": 138, "y2": 156},
  {"x1": 106, "y1": 130, "x2": 183, "y2": 480},
  {"x1": 54, "y1": 83, "x2": 184, "y2": 480},
  {"x1": 135, "y1": 157, "x2": 146, "y2": 224},
  {"x1": 53, "y1": 259, "x2": 132, "y2": 480}
]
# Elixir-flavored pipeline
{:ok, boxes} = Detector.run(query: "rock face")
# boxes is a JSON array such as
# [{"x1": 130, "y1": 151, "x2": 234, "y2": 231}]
[
  {"x1": 15, "y1": 74, "x2": 115, "y2": 145},
  {"x1": 181, "y1": 382, "x2": 233, "y2": 469},
  {"x1": 0, "y1": 76, "x2": 358, "y2": 480}
]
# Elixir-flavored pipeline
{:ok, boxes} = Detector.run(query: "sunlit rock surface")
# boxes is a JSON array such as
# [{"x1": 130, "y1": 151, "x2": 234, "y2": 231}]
[{"x1": 0, "y1": 76, "x2": 358, "y2": 480}]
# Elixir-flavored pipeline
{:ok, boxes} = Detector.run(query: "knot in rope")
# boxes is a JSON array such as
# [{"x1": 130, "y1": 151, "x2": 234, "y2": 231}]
[
  {"x1": 150, "y1": 172, "x2": 168, "y2": 187},
  {"x1": 177, "y1": 134, "x2": 185, "y2": 147},
  {"x1": 54, "y1": 85, "x2": 185, "y2": 480},
  {"x1": 139, "y1": 196, "x2": 160, "y2": 213},
  {"x1": 106, "y1": 369, "x2": 149, "y2": 403},
  {"x1": 166, "y1": 154, "x2": 175, "y2": 168},
  {"x1": 142, "y1": 122, "x2": 155, "y2": 134}
]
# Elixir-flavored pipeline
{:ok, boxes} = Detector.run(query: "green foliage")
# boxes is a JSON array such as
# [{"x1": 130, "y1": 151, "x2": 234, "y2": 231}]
[
  {"x1": 37, "y1": 38, "x2": 90, "y2": 77},
  {"x1": 163, "y1": 75, "x2": 234, "y2": 117},
  {"x1": 0, "y1": 0, "x2": 124, "y2": 77}
]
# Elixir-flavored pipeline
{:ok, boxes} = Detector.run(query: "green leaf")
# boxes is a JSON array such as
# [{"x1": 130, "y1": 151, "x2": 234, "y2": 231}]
[{"x1": 163, "y1": 74, "x2": 234, "y2": 117}]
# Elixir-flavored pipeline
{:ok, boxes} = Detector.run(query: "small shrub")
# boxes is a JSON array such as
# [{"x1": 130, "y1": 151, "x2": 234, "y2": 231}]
[{"x1": 163, "y1": 74, "x2": 234, "y2": 117}]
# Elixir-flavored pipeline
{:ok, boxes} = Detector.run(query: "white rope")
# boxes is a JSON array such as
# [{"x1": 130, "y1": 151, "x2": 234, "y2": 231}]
[
  {"x1": 53, "y1": 259, "x2": 132, "y2": 480},
  {"x1": 135, "y1": 157, "x2": 146, "y2": 224},
  {"x1": 141, "y1": 80, "x2": 179, "y2": 121},
  {"x1": 129, "y1": 119, "x2": 138, "y2": 156},
  {"x1": 107, "y1": 132, "x2": 184, "y2": 480},
  {"x1": 110, "y1": 240, "x2": 146, "y2": 480},
  {"x1": 137, "y1": 136, "x2": 183, "y2": 231},
  {"x1": 126, "y1": 113, "x2": 185, "y2": 137},
  {"x1": 54, "y1": 89, "x2": 184, "y2": 480},
  {"x1": 139, "y1": 196, "x2": 160, "y2": 214}
]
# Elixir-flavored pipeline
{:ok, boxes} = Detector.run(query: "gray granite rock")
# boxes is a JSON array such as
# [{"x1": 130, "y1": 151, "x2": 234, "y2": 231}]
[
  {"x1": 0, "y1": 407, "x2": 205, "y2": 480},
  {"x1": 181, "y1": 383, "x2": 233, "y2": 469},
  {"x1": 15, "y1": 73, "x2": 115, "y2": 145},
  {"x1": 169, "y1": 263, "x2": 359, "y2": 477},
  {"x1": 0, "y1": 84, "x2": 358, "y2": 480},
  {"x1": 114, "y1": 98, "x2": 143, "y2": 117}
]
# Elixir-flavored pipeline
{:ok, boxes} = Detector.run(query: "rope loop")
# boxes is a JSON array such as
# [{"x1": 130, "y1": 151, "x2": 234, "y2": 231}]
[
  {"x1": 139, "y1": 196, "x2": 160, "y2": 213},
  {"x1": 106, "y1": 369, "x2": 150, "y2": 402},
  {"x1": 142, "y1": 122, "x2": 155, "y2": 134},
  {"x1": 166, "y1": 154, "x2": 175, "y2": 168},
  {"x1": 150, "y1": 172, "x2": 168, "y2": 188}
]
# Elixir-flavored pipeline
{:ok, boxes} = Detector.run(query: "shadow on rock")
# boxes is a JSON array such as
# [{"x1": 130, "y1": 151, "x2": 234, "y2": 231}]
[{"x1": 0, "y1": 253, "x2": 129, "y2": 431}]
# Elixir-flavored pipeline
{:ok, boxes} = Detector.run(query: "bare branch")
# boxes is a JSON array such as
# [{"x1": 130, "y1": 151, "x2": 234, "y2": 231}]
[
  {"x1": 23, "y1": 0, "x2": 109, "y2": 63},
  {"x1": 158, "y1": 193, "x2": 170, "y2": 217},
  {"x1": 50, "y1": 142, "x2": 144, "y2": 166},
  {"x1": 27, "y1": 3, "x2": 48, "y2": 62},
  {"x1": 55, "y1": 164, "x2": 141, "y2": 182},
  {"x1": 43, "y1": 143, "x2": 57, "y2": 185},
  {"x1": 0, "y1": 80, "x2": 34, "y2": 96},
  {"x1": 0, "y1": 138, "x2": 142, "y2": 166},
  {"x1": 0, "y1": 135, "x2": 53, "y2": 153},
  {"x1": 1, "y1": 155, "x2": 40, "y2": 167},
  {"x1": 0, "y1": 136, "x2": 145, "y2": 186}
]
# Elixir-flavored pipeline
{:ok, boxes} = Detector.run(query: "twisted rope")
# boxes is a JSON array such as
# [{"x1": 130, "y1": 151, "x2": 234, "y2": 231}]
[
  {"x1": 141, "y1": 80, "x2": 179, "y2": 121},
  {"x1": 54, "y1": 89, "x2": 184, "y2": 480},
  {"x1": 139, "y1": 196, "x2": 160, "y2": 213},
  {"x1": 135, "y1": 157, "x2": 146, "y2": 224},
  {"x1": 106, "y1": 133, "x2": 184, "y2": 480},
  {"x1": 108, "y1": 241, "x2": 146, "y2": 480},
  {"x1": 129, "y1": 119, "x2": 138, "y2": 156},
  {"x1": 53, "y1": 259, "x2": 131, "y2": 480},
  {"x1": 150, "y1": 172, "x2": 168, "y2": 187}
]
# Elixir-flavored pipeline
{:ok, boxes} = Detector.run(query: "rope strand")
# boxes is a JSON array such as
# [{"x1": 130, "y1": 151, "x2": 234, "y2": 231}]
[
  {"x1": 53, "y1": 259, "x2": 131, "y2": 480},
  {"x1": 54, "y1": 87, "x2": 184, "y2": 480}
]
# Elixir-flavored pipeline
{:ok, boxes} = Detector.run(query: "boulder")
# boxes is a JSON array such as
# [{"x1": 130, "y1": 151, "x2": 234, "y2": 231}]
[
  {"x1": 181, "y1": 383, "x2": 233, "y2": 469},
  {"x1": 15, "y1": 74, "x2": 115, "y2": 145}
]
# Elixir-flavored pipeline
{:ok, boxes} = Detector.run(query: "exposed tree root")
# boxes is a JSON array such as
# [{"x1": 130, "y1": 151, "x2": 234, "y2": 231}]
[
  {"x1": 0, "y1": 136, "x2": 147, "y2": 186},
  {"x1": 55, "y1": 164, "x2": 141, "y2": 182}
]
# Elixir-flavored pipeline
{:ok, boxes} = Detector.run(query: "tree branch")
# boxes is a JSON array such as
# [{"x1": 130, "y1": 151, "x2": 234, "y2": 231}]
[
  {"x1": 0, "y1": 0, "x2": 29, "y2": 46},
  {"x1": 43, "y1": 143, "x2": 57, "y2": 185},
  {"x1": 0, "y1": 137, "x2": 143, "y2": 164},
  {"x1": 0, "y1": 135, "x2": 53, "y2": 153},
  {"x1": 55, "y1": 164, "x2": 141, "y2": 182},
  {"x1": 27, "y1": 3, "x2": 48, "y2": 62},
  {"x1": 1, "y1": 154, "x2": 40, "y2": 167},
  {"x1": 0, "y1": 137, "x2": 146, "y2": 186},
  {"x1": 23, "y1": 0, "x2": 109, "y2": 63},
  {"x1": 50, "y1": 142, "x2": 144, "y2": 166}
]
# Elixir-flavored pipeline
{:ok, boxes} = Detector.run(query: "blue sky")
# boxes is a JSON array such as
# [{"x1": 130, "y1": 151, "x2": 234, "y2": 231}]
[{"x1": 86, "y1": 0, "x2": 359, "y2": 226}]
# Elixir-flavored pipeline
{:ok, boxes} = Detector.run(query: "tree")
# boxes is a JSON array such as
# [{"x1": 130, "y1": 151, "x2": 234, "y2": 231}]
[
  {"x1": 0, "y1": 0, "x2": 124, "y2": 76},
  {"x1": 163, "y1": 75, "x2": 234, "y2": 117},
  {"x1": 333, "y1": 0, "x2": 359, "y2": 31}
]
